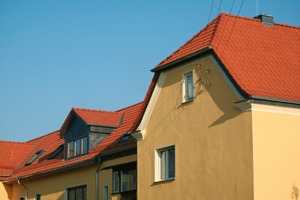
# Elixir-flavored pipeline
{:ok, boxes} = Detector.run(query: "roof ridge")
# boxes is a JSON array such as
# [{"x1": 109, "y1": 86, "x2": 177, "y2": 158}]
[
  {"x1": 26, "y1": 130, "x2": 60, "y2": 143},
  {"x1": 73, "y1": 107, "x2": 119, "y2": 114},
  {"x1": 115, "y1": 101, "x2": 143, "y2": 112},
  {"x1": 0, "y1": 140, "x2": 26, "y2": 144}
]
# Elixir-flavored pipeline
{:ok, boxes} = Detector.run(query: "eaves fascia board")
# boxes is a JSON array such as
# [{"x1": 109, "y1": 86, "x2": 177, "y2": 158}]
[
  {"x1": 151, "y1": 46, "x2": 213, "y2": 72},
  {"x1": 248, "y1": 96, "x2": 300, "y2": 108},
  {"x1": 3, "y1": 158, "x2": 97, "y2": 184}
]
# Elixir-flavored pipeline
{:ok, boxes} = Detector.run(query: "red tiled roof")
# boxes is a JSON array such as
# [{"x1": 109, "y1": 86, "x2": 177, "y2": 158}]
[
  {"x1": 3, "y1": 102, "x2": 144, "y2": 182},
  {"x1": 73, "y1": 108, "x2": 122, "y2": 127},
  {"x1": 156, "y1": 13, "x2": 300, "y2": 102},
  {"x1": 0, "y1": 141, "x2": 34, "y2": 179}
]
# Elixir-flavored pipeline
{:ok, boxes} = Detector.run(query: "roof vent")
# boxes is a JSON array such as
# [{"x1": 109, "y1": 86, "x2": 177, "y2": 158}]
[{"x1": 254, "y1": 13, "x2": 274, "y2": 26}]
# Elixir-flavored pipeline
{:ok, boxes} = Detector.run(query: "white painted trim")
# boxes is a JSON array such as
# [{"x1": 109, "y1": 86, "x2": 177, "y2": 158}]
[
  {"x1": 235, "y1": 101, "x2": 300, "y2": 116},
  {"x1": 137, "y1": 72, "x2": 167, "y2": 132},
  {"x1": 252, "y1": 103, "x2": 300, "y2": 116}
]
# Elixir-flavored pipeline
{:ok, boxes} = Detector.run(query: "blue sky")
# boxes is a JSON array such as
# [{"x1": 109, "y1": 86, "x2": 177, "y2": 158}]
[{"x1": 0, "y1": 0, "x2": 299, "y2": 142}]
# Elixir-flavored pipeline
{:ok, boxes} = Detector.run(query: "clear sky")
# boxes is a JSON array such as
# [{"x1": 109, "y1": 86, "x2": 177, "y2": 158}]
[{"x1": 0, "y1": 0, "x2": 299, "y2": 142}]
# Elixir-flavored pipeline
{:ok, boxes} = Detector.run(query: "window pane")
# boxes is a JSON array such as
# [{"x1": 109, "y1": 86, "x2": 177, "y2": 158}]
[
  {"x1": 69, "y1": 141, "x2": 74, "y2": 158},
  {"x1": 82, "y1": 137, "x2": 88, "y2": 154},
  {"x1": 131, "y1": 169, "x2": 137, "y2": 190},
  {"x1": 167, "y1": 149, "x2": 175, "y2": 178},
  {"x1": 68, "y1": 189, "x2": 75, "y2": 200},
  {"x1": 75, "y1": 187, "x2": 83, "y2": 200},
  {"x1": 75, "y1": 139, "x2": 81, "y2": 156},
  {"x1": 113, "y1": 172, "x2": 119, "y2": 193},
  {"x1": 160, "y1": 151, "x2": 166, "y2": 180},
  {"x1": 121, "y1": 170, "x2": 130, "y2": 191},
  {"x1": 186, "y1": 74, "x2": 194, "y2": 100}
]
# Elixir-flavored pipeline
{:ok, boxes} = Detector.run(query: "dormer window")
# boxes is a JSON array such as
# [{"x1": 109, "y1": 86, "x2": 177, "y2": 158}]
[{"x1": 67, "y1": 137, "x2": 88, "y2": 159}]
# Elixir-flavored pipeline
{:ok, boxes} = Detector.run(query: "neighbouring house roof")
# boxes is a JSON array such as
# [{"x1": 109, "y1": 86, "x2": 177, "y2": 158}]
[
  {"x1": 0, "y1": 141, "x2": 34, "y2": 179},
  {"x1": 59, "y1": 108, "x2": 123, "y2": 137},
  {"x1": 154, "y1": 13, "x2": 300, "y2": 103},
  {"x1": 2, "y1": 102, "x2": 144, "y2": 182}
]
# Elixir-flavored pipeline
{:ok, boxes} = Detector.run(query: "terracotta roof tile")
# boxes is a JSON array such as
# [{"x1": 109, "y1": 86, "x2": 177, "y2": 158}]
[
  {"x1": 73, "y1": 108, "x2": 122, "y2": 127},
  {"x1": 156, "y1": 13, "x2": 300, "y2": 102},
  {"x1": 0, "y1": 141, "x2": 34, "y2": 178},
  {"x1": 2, "y1": 102, "x2": 144, "y2": 182}
]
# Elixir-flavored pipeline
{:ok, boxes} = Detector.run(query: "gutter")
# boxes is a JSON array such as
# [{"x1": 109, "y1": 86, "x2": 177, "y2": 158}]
[
  {"x1": 17, "y1": 179, "x2": 28, "y2": 200},
  {"x1": 95, "y1": 155, "x2": 101, "y2": 200}
]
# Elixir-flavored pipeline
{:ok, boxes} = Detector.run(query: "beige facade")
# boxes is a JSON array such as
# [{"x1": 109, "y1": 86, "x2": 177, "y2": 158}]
[
  {"x1": 1, "y1": 154, "x2": 136, "y2": 200},
  {"x1": 137, "y1": 56, "x2": 254, "y2": 199},
  {"x1": 251, "y1": 104, "x2": 300, "y2": 200}
]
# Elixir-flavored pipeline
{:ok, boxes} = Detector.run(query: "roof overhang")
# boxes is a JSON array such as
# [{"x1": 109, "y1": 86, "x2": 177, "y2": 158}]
[{"x1": 151, "y1": 46, "x2": 213, "y2": 72}]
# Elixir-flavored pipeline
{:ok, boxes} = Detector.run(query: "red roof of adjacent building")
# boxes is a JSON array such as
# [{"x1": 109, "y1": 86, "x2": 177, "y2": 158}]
[
  {"x1": 156, "y1": 13, "x2": 300, "y2": 102},
  {"x1": 2, "y1": 102, "x2": 144, "y2": 182}
]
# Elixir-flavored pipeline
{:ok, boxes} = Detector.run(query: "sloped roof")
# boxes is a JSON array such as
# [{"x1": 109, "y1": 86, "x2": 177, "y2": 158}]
[
  {"x1": 73, "y1": 108, "x2": 122, "y2": 127},
  {"x1": 3, "y1": 102, "x2": 144, "y2": 182},
  {"x1": 155, "y1": 13, "x2": 300, "y2": 102},
  {"x1": 60, "y1": 108, "x2": 123, "y2": 137},
  {"x1": 0, "y1": 141, "x2": 34, "y2": 179}
]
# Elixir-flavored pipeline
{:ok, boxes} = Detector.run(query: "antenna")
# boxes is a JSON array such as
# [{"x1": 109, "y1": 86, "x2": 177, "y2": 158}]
[{"x1": 256, "y1": 0, "x2": 258, "y2": 15}]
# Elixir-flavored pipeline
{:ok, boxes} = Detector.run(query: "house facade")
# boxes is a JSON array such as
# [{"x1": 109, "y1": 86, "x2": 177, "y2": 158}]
[
  {"x1": 133, "y1": 13, "x2": 300, "y2": 200},
  {"x1": 0, "y1": 103, "x2": 143, "y2": 200},
  {"x1": 1, "y1": 13, "x2": 300, "y2": 200}
]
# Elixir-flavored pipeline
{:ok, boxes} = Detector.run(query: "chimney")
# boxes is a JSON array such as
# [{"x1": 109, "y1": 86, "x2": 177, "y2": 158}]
[{"x1": 254, "y1": 13, "x2": 274, "y2": 26}]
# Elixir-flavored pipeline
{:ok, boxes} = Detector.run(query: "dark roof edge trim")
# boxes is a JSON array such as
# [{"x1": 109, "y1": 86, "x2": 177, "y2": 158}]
[
  {"x1": 151, "y1": 46, "x2": 213, "y2": 72},
  {"x1": 249, "y1": 96, "x2": 300, "y2": 108}
]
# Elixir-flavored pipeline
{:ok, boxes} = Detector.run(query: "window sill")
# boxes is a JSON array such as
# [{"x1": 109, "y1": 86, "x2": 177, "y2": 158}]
[
  {"x1": 182, "y1": 99, "x2": 194, "y2": 104},
  {"x1": 154, "y1": 177, "x2": 175, "y2": 184}
]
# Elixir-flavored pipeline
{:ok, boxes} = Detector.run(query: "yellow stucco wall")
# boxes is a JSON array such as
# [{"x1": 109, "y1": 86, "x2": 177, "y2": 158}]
[
  {"x1": 252, "y1": 105, "x2": 300, "y2": 200},
  {"x1": 137, "y1": 57, "x2": 253, "y2": 199},
  {"x1": 0, "y1": 182, "x2": 11, "y2": 200},
  {"x1": 4, "y1": 154, "x2": 136, "y2": 200}
]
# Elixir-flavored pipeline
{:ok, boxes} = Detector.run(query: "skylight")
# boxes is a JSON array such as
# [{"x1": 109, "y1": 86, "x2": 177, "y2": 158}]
[
  {"x1": 48, "y1": 144, "x2": 64, "y2": 160},
  {"x1": 118, "y1": 132, "x2": 132, "y2": 143},
  {"x1": 25, "y1": 149, "x2": 45, "y2": 166}
]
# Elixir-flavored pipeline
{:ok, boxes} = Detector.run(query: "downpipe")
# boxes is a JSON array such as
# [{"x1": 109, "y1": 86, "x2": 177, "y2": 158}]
[
  {"x1": 17, "y1": 179, "x2": 28, "y2": 200},
  {"x1": 95, "y1": 155, "x2": 101, "y2": 200}
]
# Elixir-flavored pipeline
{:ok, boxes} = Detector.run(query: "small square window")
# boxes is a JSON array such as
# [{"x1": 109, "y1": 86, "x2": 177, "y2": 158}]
[
  {"x1": 183, "y1": 72, "x2": 194, "y2": 102},
  {"x1": 35, "y1": 194, "x2": 41, "y2": 200},
  {"x1": 155, "y1": 146, "x2": 175, "y2": 181}
]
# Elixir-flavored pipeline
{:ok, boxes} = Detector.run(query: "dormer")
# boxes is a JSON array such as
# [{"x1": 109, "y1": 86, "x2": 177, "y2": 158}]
[{"x1": 59, "y1": 108, "x2": 123, "y2": 160}]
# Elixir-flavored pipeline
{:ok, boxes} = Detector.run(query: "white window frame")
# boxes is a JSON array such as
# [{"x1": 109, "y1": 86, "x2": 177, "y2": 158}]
[
  {"x1": 155, "y1": 145, "x2": 175, "y2": 182},
  {"x1": 67, "y1": 137, "x2": 88, "y2": 158},
  {"x1": 182, "y1": 71, "x2": 194, "y2": 102}
]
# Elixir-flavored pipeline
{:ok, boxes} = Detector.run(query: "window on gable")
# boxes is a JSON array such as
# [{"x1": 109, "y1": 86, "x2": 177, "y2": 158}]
[
  {"x1": 67, "y1": 137, "x2": 88, "y2": 159},
  {"x1": 48, "y1": 144, "x2": 64, "y2": 160},
  {"x1": 155, "y1": 145, "x2": 175, "y2": 181},
  {"x1": 183, "y1": 71, "x2": 194, "y2": 102},
  {"x1": 25, "y1": 149, "x2": 45, "y2": 166}
]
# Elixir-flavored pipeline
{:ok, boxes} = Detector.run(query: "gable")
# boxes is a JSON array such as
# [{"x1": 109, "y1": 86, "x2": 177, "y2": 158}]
[{"x1": 154, "y1": 13, "x2": 300, "y2": 103}]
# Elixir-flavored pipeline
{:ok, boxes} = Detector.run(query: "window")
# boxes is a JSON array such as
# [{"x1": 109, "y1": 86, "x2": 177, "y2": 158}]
[
  {"x1": 67, "y1": 137, "x2": 88, "y2": 158},
  {"x1": 103, "y1": 186, "x2": 109, "y2": 200},
  {"x1": 48, "y1": 144, "x2": 64, "y2": 159},
  {"x1": 113, "y1": 171, "x2": 119, "y2": 193},
  {"x1": 25, "y1": 150, "x2": 45, "y2": 166},
  {"x1": 183, "y1": 72, "x2": 194, "y2": 102},
  {"x1": 113, "y1": 168, "x2": 137, "y2": 193},
  {"x1": 67, "y1": 185, "x2": 87, "y2": 200},
  {"x1": 156, "y1": 146, "x2": 175, "y2": 181},
  {"x1": 35, "y1": 194, "x2": 41, "y2": 200},
  {"x1": 19, "y1": 198, "x2": 24, "y2": 200}
]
